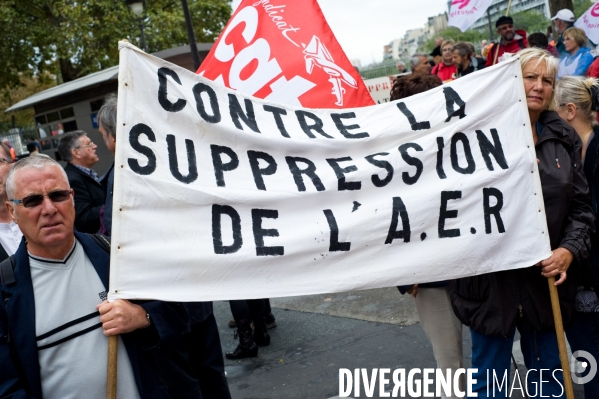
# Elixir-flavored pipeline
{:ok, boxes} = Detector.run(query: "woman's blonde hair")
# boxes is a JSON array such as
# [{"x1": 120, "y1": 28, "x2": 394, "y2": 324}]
[
  {"x1": 563, "y1": 27, "x2": 589, "y2": 49},
  {"x1": 518, "y1": 47, "x2": 559, "y2": 110},
  {"x1": 555, "y1": 76, "x2": 599, "y2": 124},
  {"x1": 441, "y1": 40, "x2": 455, "y2": 51}
]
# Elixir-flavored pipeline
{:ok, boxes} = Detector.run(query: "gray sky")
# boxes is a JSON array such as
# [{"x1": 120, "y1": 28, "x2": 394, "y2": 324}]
[{"x1": 230, "y1": 0, "x2": 450, "y2": 66}]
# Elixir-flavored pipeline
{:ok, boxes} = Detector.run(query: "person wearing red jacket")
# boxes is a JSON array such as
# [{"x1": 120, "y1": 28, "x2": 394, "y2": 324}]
[
  {"x1": 587, "y1": 56, "x2": 599, "y2": 79},
  {"x1": 585, "y1": 57, "x2": 599, "y2": 123},
  {"x1": 486, "y1": 16, "x2": 528, "y2": 67},
  {"x1": 431, "y1": 39, "x2": 457, "y2": 83}
]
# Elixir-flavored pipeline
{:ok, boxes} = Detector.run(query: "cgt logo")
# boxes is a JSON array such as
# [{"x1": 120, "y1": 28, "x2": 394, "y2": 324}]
[
  {"x1": 591, "y1": 3, "x2": 599, "y2": 17},
  {"x1": 452, "y1": 0, "x2": 471, "y2": 9},
  {"x1": 206, "y1": 6, "x2": 316, "y2": 106}
]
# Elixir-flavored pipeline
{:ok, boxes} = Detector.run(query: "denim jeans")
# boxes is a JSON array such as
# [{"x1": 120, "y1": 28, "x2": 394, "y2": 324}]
[
  {"x1": 566, "y1": 311, "x2": 599, "y2": 399},
  {"x1": 470, "y1": 327, "x2": 565, "y2": 398}
]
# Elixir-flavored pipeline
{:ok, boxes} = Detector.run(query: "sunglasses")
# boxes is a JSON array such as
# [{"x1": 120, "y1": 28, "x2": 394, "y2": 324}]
[{"x1": 10, "y1": 189, "x2": 72, "y2": 208}]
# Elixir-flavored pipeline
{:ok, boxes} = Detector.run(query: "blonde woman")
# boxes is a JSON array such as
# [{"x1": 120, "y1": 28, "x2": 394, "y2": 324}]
[
  {"x1": 450, "y1": 48, "x2": 594, "y2": 398},
  {"x1": 555, "y1": 76, "x2": 599, "y2": 398},
  {"x1": 557, "y1": 27, "x2": 594, "y2": 79}
]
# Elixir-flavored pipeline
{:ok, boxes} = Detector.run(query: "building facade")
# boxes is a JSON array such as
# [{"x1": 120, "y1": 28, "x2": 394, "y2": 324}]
[
  {"x1": 400, "y1": 28, "x2": 427, "y2": 60},
  {"x1": 384, "y1": 38, "x2": 403, "y2": 60},
  {"x1": 383, "y1": 12, "x2": 448, "y2": 62},
  {"x1": 425, "y1": 13, "x2": 449, "y2": 40}
]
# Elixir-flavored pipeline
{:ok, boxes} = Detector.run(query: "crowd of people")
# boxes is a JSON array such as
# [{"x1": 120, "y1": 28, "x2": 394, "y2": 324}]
[
  {"x1": 389, "y1": 9, "x2": 599, "y2": 399},
  {"x1": 2, "y1": 7, "x2": 599, "y2": 399},
  {"x1": 396, "y1": 9, "x2": 599, "y2": 86}
]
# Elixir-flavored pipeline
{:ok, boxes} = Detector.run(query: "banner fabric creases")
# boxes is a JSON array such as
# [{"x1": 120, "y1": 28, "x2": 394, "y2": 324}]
[{"x1": 109, "y1": 42, "x2": 551, "y2": 302}]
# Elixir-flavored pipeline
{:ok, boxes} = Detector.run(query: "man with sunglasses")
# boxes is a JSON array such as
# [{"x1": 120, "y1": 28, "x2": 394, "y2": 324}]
[
  {"x1": 486, "y1": 15, "x2": 528, "y2": 67},
  {"x1": 0, "y1": 156, "x2": 201, "y2": 398},
  {"x1": 58, "y1": 131, "x2": 106, "y2": 234},
  {"x1": 0, "y1": 144, "x2": 21, "y2": 261}
]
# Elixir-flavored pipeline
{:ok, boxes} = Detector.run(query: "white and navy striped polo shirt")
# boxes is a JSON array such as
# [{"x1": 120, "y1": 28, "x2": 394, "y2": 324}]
[{"x1": 30, "y1": 240, "x2": 140, "y2": 399}]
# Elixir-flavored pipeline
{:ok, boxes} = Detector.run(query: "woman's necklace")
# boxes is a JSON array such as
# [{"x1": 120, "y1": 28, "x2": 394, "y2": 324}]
[
  {"x1": 581, "y1": 126, "x2": 594, "y2": 164},
  {"x1": 581, "y1": 127, "x2": 593, "y2": 145}
]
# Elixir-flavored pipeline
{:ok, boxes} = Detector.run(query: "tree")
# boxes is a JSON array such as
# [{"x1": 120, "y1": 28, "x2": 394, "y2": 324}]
[
  {"x1": 548, "y1": 0, "x2": 574, "y2": 16},
  {"x1": 574, "y1": 0, "x2": 594, "y2": 17},
  {"x1": 511, "y1": 9, "x2": 550, "y2": 34},
  {"x1": 0, "y1": 0, "x2": 232, "y2": 87},
  {"x1": 420, "y1": 27, "x2": 486, "y2": 53},
  {"x1": 0, "y1": 74, "x2": 57, "y2": 129}
]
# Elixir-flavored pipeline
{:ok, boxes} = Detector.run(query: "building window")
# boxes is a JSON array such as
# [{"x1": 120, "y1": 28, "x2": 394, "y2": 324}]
[{"x1": 35, "y1": 107, "x2": 78, "y2": 150}]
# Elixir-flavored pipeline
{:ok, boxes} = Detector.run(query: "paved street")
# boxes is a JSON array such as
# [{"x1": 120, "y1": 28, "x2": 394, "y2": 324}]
[{"x1": 213, "y1": 288, "x2": 585, "y2": 398}]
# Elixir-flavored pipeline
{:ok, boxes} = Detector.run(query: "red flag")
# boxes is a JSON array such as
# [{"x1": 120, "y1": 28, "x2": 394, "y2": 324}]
[{"x1": 197, "y1": 0, "x2": 375, "y2": 108}]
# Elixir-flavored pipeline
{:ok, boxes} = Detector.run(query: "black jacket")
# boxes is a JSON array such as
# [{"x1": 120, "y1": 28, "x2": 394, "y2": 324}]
[
  {"x1": 450, "y1": 111, "x2": 595, "y2": 336},
  {"x1": 64, "y1": 163, "x2": 106, "y2": 234},
  {"x1": 456, "y1": 57, "x2": 485, "y2": 78},
  {"x1": 582, "y1": 127, "x2": 599, "y2": 288},
  {"x1": 585, "y1": 127, "x2": 599, "y2": 216},
  {"x1": 0, "y1": 232, "x2": 197, "y2": 398}
]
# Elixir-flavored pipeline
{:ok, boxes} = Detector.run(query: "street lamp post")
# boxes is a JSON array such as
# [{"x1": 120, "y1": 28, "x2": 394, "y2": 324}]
[
  {"x1": 125, "y1": 0, "x2": 147, "y2": 52},
  {"x1": 486, "y1": 8, "x2": 494, "y2": 42},
  {"x1": 180, "y1": 0, "x2": 201, "y2": 70}
]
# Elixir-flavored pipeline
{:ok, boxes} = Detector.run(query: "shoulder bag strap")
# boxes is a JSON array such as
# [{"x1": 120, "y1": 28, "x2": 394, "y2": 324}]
[
  {"x1": 88, "y1": 233, "x2": 111, "y2": 254},
  {"x1": 0, "y1": 256, "x2": 16, "y2": 285}
]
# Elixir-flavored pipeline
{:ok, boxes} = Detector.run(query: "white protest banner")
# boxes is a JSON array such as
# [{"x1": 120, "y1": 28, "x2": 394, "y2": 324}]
[
  {"x1": 448, "y1": 0, "x2": 494, "y2": 32},
  {"x1": 575, "y1": 2, "x2": 599, "y2": 45},
  {"x1": 109, "y1": 42, "x2": 551, "y2": 302}
]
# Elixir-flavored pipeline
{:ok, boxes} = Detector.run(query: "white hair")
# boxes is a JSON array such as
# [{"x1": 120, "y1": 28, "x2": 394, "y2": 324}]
[
  {"x1": 6, "y1": 156, "x2": 69, "y2": 200},
  {"x1": 410, "y1": 53, "x2": 429, "y2": 69}
]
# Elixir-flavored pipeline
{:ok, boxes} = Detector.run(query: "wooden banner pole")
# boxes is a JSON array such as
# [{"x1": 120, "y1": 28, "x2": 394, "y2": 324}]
[
  {"x1": 492, "y1": 0, "x2": 514, "y2": 65},
  {"x1": 548, "y1": 276, "x2": 575, "y2": 399},
  {"x1": 505, "y1": 0, "x2": 513, "y2": 16},
  {"x1": 107, "y1": 335, "x2": 118, "y2": 399}
]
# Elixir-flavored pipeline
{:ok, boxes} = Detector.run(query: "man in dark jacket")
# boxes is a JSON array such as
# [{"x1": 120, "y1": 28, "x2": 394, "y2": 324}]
[
  {"x1": 0, "y1": 156, "x2": 198, "y2": 398},
  {"x1": 96, "y1": 95, "x2": 231, "y2": 399},
  {"x1": 58, "y1": 131, "x2": 106, "y2": 233},
  {"x1": 452, "y1": 42, "x2": 485, "y2": 78}
]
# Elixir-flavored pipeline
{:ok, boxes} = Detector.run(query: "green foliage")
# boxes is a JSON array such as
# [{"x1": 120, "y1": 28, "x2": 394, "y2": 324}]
[
  {"x1": 420, "y1": 27, "x2": 486, "y2": 53},
  {"x1": 0, "y1": 0, "x2": 231, "y2": 130},
  {"x1": 512, "y1": 9, "x2": 551, "y2": 35},
  {"x1": 574, "y1": 0, "x2": 594, "y2": 17},
  {"x1": 0, "y1": 73, "x2": 57, "y2": 129},
  {"x1": 0, "y1": 0, "x2": 232, "y2": 87}
]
